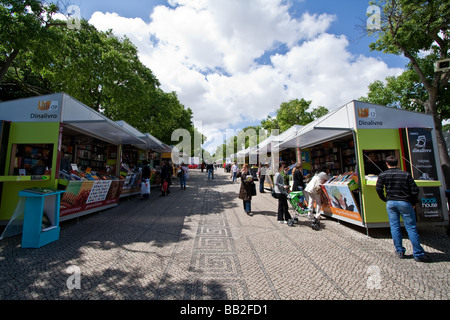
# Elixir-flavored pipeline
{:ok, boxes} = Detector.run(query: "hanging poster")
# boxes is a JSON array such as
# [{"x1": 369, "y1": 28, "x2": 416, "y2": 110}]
[{"x1": 406, "y1": 128, "x2": 438, "y2": 180}]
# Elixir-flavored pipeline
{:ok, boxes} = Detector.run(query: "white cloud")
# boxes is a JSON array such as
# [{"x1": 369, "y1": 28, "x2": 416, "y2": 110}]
[
  {"x1": 88, "y1": 0, "x2": 404, "y2": 153},
  {"x1": 272, "y1": 33, "x2": 404, "y2": 109}
]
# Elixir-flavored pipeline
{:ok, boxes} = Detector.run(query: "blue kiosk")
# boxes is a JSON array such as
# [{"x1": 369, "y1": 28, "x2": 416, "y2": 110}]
[{"x1": 19, "y1": 188, "x2": 65, "y2": 248}]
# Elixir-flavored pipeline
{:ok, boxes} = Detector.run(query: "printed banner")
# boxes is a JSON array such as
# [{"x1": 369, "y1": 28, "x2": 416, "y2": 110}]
[
  {"x1": 323, "y1": 185, "x2": 362, "y2": 222},
  {"x1": 416, "y1": 187, "x2": 444, "y2": 222},
  {"x1": 60, "y1": 180, "x2": 124, "y2": 217},
  {"x1": 406, "y1": 128, "x2": 438, "y2": 181}
]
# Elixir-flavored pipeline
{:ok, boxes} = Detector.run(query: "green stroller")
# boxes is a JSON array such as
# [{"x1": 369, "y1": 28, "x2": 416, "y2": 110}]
[{"x1": 287, "y1": 191, "x2": 319, "y2": 230}]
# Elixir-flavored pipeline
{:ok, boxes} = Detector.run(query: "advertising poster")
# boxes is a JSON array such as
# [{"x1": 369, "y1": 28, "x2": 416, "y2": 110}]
[
  {"x1": 406, "y1": 128, "x2": 438, "y2": 180},
  {"x1": 60, "y1": 180, "x2": 124, "y2": 217},
  {"x1": 120, "y1": 169, "x2": 142, "y2": 196},
  {"x1": 87, "y1": 180, "x2": 112, "y2": 203},
  {"x1": 323, "y1": 185, "x2": 362, "y2": 222},
  {"x1": 416, "y1": 187, "x2": 444, "y2": 222}
]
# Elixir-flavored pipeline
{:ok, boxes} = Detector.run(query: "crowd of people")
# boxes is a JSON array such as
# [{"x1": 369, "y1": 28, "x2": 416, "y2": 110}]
[{"x1": 140, "y1": 157, "x2": 431, "y2": 263}]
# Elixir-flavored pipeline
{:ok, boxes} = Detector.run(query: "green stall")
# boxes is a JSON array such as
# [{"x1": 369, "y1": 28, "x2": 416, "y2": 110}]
[
  {"x1": 277, "y1": 100, "x2": 448, "y2": 230},
  {"x1": 0, "y1": 93, "x2": 147, "y2": 226}
]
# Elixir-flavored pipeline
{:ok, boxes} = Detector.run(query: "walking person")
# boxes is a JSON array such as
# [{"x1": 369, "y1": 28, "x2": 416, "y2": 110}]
[
  {"x1": 231, "y1": 162, "x2": 239, "y2": 182},
  {"x1": 274, "y1": 161, "x2": 292, "y2": 224},
  {"x1": 207, "y1": 162, "x2": 214, "y2": 180},
  {"x1": 375, "y1": 156, "x2": 429, "y2": 262},
  {"x1": 178, "y1": 163, "x2": 187, "y2": 190},
  {"x1": 303, "y1": 166, "x2": 330, "y2": 223},
  {"x1": 237, "y1": 164, "x2": 254, "y2": 216}
]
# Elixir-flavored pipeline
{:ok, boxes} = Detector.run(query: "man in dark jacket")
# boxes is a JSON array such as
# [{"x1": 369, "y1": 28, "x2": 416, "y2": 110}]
[
  {"x1": 160, "y1": 161, "x2": 170, "y2": 197},
  {"x1": 141, "y1": 160, "x2": 151, "y2": 200},
  {"x1": 376, "y1": 156, "x2": 429, "y2": 262}
]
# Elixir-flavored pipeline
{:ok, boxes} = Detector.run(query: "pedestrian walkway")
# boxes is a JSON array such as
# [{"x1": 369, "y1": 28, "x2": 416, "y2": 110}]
[{"x1": 0, "y1": 170, "x2": 449, "y2": 301}]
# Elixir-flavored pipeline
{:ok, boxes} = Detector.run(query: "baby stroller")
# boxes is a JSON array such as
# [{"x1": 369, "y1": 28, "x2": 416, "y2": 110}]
[{"x1": 287, "y1": 191, "x2": 320, "y2": 230}]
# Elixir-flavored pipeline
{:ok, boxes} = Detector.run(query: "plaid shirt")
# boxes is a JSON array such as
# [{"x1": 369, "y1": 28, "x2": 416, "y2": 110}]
[{"x1": 375, "y1": 168, "x2": 419, "y2": 204}]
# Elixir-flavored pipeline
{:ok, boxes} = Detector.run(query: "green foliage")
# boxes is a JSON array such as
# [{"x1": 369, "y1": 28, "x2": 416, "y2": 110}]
[
  {"x1": 261, "y1": 98, "x2": 328, "y2": 133},
  {"x1": 366, "y1": 0, "x2": 450, "y2": 170},
  {"x1": 215, "y1": 98, "x2": 329, "y2": 160},
  {"x1": 0, "y1": 1, "x2": 194, "y2": 145}
]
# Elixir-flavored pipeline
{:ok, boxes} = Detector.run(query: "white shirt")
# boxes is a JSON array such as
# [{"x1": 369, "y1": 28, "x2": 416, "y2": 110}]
[{"x1": 231, "y1": 164, "x2": 238, "y2": 173}]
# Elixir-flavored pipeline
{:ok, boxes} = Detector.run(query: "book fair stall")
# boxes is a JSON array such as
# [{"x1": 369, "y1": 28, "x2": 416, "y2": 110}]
[
  {"x1": 0, "y1": 93, "x2": 162, "y2": 229},
  {"x1": 115, "y1": 121, "x2": 169, "y2": 196},
  {"x1": 276, "y1": 100, "x2": 449, "y2": 230}
]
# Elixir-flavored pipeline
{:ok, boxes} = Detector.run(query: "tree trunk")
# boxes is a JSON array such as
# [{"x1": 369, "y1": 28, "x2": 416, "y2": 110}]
[
  {"x1": 433, "y1": 116, "x2": 450, "y2": 190},
  {"x1": 0, "y1": 49, "x2": 20, "y2": 84},
  {"x1": 427, "y1": 89, "x2": 450, "y2": 189}
]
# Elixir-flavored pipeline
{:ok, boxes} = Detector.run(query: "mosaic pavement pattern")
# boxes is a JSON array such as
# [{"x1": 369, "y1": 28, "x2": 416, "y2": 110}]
[{"x1": 0, "y1": 170, "x2": 449, "y2": 300}]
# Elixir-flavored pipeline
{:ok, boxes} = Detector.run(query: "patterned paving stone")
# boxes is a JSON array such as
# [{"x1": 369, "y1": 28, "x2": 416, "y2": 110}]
[{"x1": 0, "y1": 170, "x2": 448, "y2": 302}]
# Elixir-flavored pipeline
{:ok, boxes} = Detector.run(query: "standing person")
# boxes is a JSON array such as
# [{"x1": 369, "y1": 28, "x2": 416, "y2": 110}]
[
  {"x1": 292, "y1": 164, "x2": 305, "y2": 192},
  {"x1": 140, "y1": 160, "x2": 151, "y2": 200},
  {"x1": 237, "y1": 164, "x2": 254, "y2": 216},
  {"x1": 231, "y1": 162, "x2": 239, "y2": 182},
  {"x1": 274, "y1": 161, "x2": 292, "y2": 224},
  {"x1": 178, "y1": 163, "x2": 187, "y2": 190},
  {"x1": 375, "y1": 156, "x2": 429, "y2": 262},
  {"x1": 168, "y1": 161, "x2": 173, "y2": 186},
  {"x1": 304, "y1": 166, "x2": 330, "y2": 223},
  {"x1": 258, "y1": 163, "x2": 269, "y2": 193},
  {"x1": 160, "y1": 161, "x2": 170, "y2": 197}
]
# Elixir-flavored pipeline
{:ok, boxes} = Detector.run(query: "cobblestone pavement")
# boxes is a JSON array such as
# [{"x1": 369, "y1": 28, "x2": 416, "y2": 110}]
[{"x1": 0, "y1": 170, "x2": 449, "y2": 301}]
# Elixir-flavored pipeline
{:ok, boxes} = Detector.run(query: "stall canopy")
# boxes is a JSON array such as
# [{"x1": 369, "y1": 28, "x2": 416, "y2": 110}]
[
  {"x1": 61, "y1": 94, "x2": 145, "y2": 145},
  {"x1": 277, "y1": 103, "x2": 355, "y2": 150},
  {"x1": 115, "y1": 120, "x2": 169, "y2": 152},
  {"x1": 237, "y1": 125, "x2": 303, "y2": 157}
]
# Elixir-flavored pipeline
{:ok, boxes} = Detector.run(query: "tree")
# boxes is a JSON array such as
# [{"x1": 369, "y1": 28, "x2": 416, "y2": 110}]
[
  {"x1": 0, "y1": 0, "x2": 60, "y2": 84},
  {"x1": 360, "y1": 57, "x2": 449, "y2": 121},
  {"x1": 0, "y1": 12, "x2": 195, "y2": 144},
  {"x1": 261, "y1": 99, "x2": 328, "y2": 132},
  {"x1": 367, "y1": 0, "x2": 450, "y2": 186}
]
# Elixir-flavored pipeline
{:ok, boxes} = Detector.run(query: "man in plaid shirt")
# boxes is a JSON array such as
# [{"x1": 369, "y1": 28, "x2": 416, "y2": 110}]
[{"x1": 376, "y1": 156, "x2": 430, "y2": 262}]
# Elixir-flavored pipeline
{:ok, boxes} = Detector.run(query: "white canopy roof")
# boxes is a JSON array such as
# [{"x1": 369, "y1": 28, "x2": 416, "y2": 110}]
[
  {"x1": 115, "y1": 120, "x2": 170, "y2": 152},
  {"x1": 60, "y1": 94, "x2": 146, "y2": 145},
  {"x1": 277, "y1": 100, "x2": 436, "y2": 150}
]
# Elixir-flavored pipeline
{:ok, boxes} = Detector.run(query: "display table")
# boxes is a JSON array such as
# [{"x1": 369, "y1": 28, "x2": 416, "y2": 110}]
[{"x1": 19, "y1": 188, "x2": 65, "y2": 248}]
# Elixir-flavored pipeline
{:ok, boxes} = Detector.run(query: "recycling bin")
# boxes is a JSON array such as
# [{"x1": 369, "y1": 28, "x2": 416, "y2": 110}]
[{"x1": 19, "y1": 188, "x2": 65, "y2": 248}]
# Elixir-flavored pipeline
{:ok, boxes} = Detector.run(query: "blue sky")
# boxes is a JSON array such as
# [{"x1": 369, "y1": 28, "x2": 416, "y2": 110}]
[{"x1": 60, "y1": 0, "x2": 408, "y2": 152}]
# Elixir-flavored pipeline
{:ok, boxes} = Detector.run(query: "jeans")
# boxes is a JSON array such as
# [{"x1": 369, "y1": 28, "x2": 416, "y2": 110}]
[
  {"x1": 180, "y1": 176, "x2": 186, "y2": 189},
  {"x1": 243, "y1": 200, "x2": 251, "y2": 213},
  {"x1": 259, "y1": 177, "x2": 265, "y2": 192},
  {"x1": 232, "y1": 172, "x2": 237, "y2": 182},
  {"x1": 208, "y1": 169, "x2": 214, "y2": 179},
  {"x1": 386, "y1": 201, "x2": 425, "y2": 258},
  {"x1": 277, "y1": 194, "x2": 292, "y2": 221}
]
